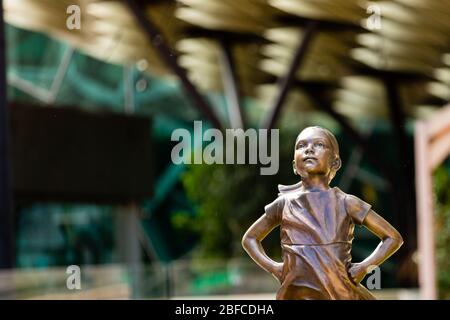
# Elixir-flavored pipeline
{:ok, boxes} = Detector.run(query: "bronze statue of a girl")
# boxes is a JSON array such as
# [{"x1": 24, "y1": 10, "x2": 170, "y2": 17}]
[{"x1": 242, "y1": 126, "x2": 403, "y2": 300}]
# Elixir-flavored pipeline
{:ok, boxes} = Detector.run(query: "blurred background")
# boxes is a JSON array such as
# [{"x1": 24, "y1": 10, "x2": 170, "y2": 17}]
[{"x1": 0, "y1": 0, "x2": 449, "y2": 299}]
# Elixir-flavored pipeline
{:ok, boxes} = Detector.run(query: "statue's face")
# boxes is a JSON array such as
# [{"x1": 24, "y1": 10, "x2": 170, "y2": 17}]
[{"x1": 294, "y1": 128, "x2": 335, "y2": 178}]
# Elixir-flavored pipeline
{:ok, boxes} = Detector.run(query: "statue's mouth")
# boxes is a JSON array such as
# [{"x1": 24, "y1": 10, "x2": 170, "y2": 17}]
[{"x1": 303, "y1": 157, "x2": 317, "y2": 162}]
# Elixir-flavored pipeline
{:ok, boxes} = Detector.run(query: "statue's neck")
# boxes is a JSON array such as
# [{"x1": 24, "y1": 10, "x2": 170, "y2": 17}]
[{"x1": 300, "y1": 176, "x2": 330, "y2": 192}]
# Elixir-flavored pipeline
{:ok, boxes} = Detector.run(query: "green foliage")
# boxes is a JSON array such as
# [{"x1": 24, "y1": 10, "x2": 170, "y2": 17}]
[
  {"x1": 172, "y1": 128, "x2": 299, "y2": 260},
  {"x1": 434, "y1": 164, "x2": 450, "y2": 299}
]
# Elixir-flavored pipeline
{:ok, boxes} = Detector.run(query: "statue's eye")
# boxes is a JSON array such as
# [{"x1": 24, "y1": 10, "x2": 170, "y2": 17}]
[{"x1": 315, "y1": 142, "x2": 324, "y2": 148}]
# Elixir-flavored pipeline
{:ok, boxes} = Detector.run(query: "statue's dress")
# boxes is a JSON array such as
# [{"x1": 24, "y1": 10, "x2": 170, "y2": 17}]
[{"x1": 264, "y1": 184, "x2": 376, "y2": 300}]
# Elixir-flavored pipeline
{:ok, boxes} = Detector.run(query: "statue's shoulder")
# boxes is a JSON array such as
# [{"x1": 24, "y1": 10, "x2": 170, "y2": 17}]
[
  {"x1": 277, "y1": 181, "x2": 302, "y2": 196},
  {"x1": 329, "y1": 186, "x2": 348, "y2": 203},
  {"x1": 332, "y1": 186, "x2": 346, "y2": 196}
]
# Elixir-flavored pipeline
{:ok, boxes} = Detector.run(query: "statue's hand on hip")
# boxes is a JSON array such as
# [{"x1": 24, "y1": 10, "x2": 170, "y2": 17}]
[
  {"x1": 348, "y1": 263, "x2": 367, "y2": 284},
  {"x1": 270, "y1": 262, "x2": 285, "y2": 283}
]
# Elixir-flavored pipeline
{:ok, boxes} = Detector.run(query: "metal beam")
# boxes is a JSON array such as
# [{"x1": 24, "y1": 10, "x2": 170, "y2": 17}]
[
  {"x1": 384, "y1": 78, "x2": 416, "y2": 261},
  {"x1": 261, "y1": 20, "x2": 319, "y2": 130},
  {"x1": 0, "y1": 0, "x2": 14, "y2": 269},
  {"x1": 385, "y1": 78, "x2": 410, "y2": 171},
  {"x1": 125, "y1": 0, "x2": 223, "y2": 130},
  {"x1": 219, "y1": 39, "x2": 245, "y2": 129}
]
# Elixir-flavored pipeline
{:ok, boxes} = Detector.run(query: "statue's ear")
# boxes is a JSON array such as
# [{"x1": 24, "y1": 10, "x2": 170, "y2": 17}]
[
  {"x1": 332, "y1": 157, "x2": 342, "y2": 171},
  {"x1": 292, "y1": 160, "x2": 298, "y2": 175}
]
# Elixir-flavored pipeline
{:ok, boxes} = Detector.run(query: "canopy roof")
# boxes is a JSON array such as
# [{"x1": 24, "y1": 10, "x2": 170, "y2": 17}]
[{"x1": 5, "y1": 0, "x2": 449, "y2": 124}]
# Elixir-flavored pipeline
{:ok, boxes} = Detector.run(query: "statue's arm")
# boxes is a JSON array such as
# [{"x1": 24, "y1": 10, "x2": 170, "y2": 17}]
[
  {"x1": 349, "y1": 210, "x2": 404, "y2": 283},
  {"x1": 242, "y1": 214, "x2": 283, "y2": 280}
]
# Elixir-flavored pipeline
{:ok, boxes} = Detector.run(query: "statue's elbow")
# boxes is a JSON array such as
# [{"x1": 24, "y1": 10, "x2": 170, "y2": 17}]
[
  {"x1": 241, "y1": 233, "x2": 254, "y2": 252},
  {"x1": 398, "y1": 236, "x2": 404, "y2": 248},
  {"x1": 241, "y1": 234, "x2": 249, "y2": 251},
  {"x1": 393, "y1": 232, "x2": 404, "y2": 249}
]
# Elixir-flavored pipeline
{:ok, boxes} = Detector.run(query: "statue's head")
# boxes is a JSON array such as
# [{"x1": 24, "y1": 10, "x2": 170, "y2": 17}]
[{"x1": 292, "y1": 126, "x2": 341, "y2": 184}]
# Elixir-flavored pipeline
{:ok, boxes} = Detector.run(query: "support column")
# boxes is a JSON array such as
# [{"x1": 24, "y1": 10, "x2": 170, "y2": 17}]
[
  {"x1": 414, "y1": 122, "x2": 436, "y2": 300},
  {"x1": 385, "y1": 78, "x2": 416, "y2": 268},
  {"x1": 115, "y1": 204, "x2": 143, "y2": 298},
  {"x1": 0, "y1": 0, "x2": 14, "y2": 269}
]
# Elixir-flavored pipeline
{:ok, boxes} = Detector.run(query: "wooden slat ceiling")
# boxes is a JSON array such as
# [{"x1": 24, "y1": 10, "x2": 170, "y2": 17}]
[
  {"x1": 175, "y1": 0, "x2": 361, "y2": 106},
  {"x1": 345, "y1": 0, "x2": 450, "y2": 120},
  {"x1": 260, "y1": 28, "x2": 354, "y2": 82},
  {"x1": 353, "y1": 1, "x2": 450, "y2": 73},
  {"x1": 4, "y1": 0, "x2": 182, "y2": 75},
  {"x1": 269, "y1": 0, "x2": 365, "y2": 25},
  {"x1": 175, "y1": 0, "x2": 280, "y2": 33},
  {"x1": 174, "y1": 0, "x2": 279, "y2": 96},
  {"x1": 4, "y1": 0, "x2": 450, "y2": 120},
  {"x1": 258, "y1": 0, "x2": 365, "y2": 118},
  {"x1": 176, "y1": 38, "x2": 266, "y2": 95},
  {"x1": 428, "y1": 54, "x2": 450, "y2": 101}
]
